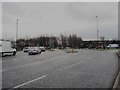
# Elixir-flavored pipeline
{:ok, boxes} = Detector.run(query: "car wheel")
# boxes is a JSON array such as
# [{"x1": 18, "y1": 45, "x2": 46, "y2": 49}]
[
  {"x1": 29, "y1": 53, "x2": 32, "y2": 55},
  {"x1": 13, "y1": 51, "x2": 16, "y2": 56},
  {"x1": 2, "y1": 53, "x2": 4, "y2": 57}
]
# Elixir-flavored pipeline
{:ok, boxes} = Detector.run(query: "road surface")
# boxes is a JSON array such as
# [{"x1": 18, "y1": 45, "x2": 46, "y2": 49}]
[{"x1": 2, "y1": 49, "x2": 119, "y2": 89}]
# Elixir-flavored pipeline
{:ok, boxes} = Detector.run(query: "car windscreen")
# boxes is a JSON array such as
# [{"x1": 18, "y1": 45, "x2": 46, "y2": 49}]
[
  {"x1": 39, "y1": 47, "x2": 44, "y2": 48},
  {"x1": 29, "y1": 47, "x2": 38, "y2": 50},
  {"x1": 24, "y1": 47, "x2": 28, "y2": 49}
]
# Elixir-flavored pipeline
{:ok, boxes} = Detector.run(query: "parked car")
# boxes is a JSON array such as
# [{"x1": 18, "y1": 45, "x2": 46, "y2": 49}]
[
  {"x1": 39, "y1": 46, "x2": 46, "y2": 52},
  {"x1": 23, "y1": 47, "x2": 30, "y2": 52},
  {"x1": 28, "y1": 47, "x2": 41, "y2": 55},
  {"x1": 96, "y1": 45, "x2": 103, "y2": 49},
  {"x1": 0, "y1": 40, "x2": 17, "y2": 56},
  {"x1": 107, "y1": 44, "x2": 119, "y2": 49},
  {"x1": 88, "y1": 46, "x2": 95, "y2": 49}
]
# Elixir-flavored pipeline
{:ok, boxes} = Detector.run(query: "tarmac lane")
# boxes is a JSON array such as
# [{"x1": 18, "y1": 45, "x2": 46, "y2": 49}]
[{"x1": 2, "y1": 49, "x2": 118, "y2": 89}]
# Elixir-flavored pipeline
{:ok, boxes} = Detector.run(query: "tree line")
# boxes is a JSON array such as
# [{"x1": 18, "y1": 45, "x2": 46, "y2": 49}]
[{"x1": 15, "y1": 34, "x2": 83, "y2": 50}]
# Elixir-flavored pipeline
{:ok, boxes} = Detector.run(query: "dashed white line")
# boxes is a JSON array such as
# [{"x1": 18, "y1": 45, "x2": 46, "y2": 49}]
[
  {"x1": 11, "y1": 56, "x2": 93, "y2": 88},
  {"x1": 9, "y1": 54, "x2": 95, "y2": 89},
  {"x1": 12, "y1": 60, "x2": 84, "y2": 88},
  {"x1": 13, "y1": 75, "x2": 46, "y2": 89},
  {"x1": 63, "y1": 56, "x2": 94, "y2": 70},
  {"x1": 64, "y1": 60, "x2": 84, "y2": 70}
]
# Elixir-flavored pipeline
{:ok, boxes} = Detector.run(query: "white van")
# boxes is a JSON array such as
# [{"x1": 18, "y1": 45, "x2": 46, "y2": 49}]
[
  {"x1": 0, "y1": 41, "x2": 17, "y2": 56},
  {"x1": 107, "y1": 44, "x2": 119, "y2": 49}
]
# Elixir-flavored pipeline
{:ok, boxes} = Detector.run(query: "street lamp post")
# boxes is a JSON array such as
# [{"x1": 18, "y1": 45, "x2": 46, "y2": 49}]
[
  {"x1": 96, "y1": 16, "x2": 99, "y2": 41},
  {"x1": 16, "y1": 19, "x2": 19, "y2": 48}
]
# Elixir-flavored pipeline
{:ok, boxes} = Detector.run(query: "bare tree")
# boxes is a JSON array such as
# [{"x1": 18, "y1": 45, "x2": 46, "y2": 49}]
[
  {"x1": 68, "y1": 34, "x2": 82, "y2": 48},
  {"x1": 60, "y1": 34, "x2": 67, "y2": 49}
]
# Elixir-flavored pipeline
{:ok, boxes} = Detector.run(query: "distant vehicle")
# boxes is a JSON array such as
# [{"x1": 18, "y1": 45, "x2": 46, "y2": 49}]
[
  {"x1": 39, "y1": 46, "x2": 46, "y2": 52},
  {"x1": 89, "y1": 45, "x2": 95, "y2": 49},
  {"x1": 96, "y1": 45, "x2": 103, "y2": 49},
  {"x1": 28, "y1": 47, "x2": 41, "y2": 55},
  {"x1": 107, "y1": 44, "x2": 119, "y2": 49},
  {"x1": 66, "y1": 47, "x2": 71, "y2": 49},
  {"x1": 23, "y1": 47, "x2": 30, "y2": 52},
  {"x1": 0, "y1": 41, "x2": 17, "y2": 56}
]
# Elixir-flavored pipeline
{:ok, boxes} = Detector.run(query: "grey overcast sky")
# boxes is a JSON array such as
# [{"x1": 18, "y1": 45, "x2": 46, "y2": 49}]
[{"x1": 2, "y1": 2, "x2": 118, "y2": 40}]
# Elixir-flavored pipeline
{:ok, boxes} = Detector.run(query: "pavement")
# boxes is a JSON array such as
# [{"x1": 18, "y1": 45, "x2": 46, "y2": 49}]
[{"x1": 1, "y1": 49, "x2": 119, "y2": 89}]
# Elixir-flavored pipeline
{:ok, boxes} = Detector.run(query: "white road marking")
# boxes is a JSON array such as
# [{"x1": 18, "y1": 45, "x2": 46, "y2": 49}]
[
  {"x1": 11, "y1": 56, "x2": 94, "y2": 88},
  {"x1": 13, "y1": 75, "x2": 46, "y2": 89},
  {"x1": 64, "y1": 60, "x2": 85, "y2": 70},
  {"x1": 7, "y1": 52, "x2": 96, "y2": 89},
  {"x1": 58, "y1": 68, "x2": 62, "y2": 71},
  {"x1": 63, "y1": 56, "x2": 94, "y2": 70}
]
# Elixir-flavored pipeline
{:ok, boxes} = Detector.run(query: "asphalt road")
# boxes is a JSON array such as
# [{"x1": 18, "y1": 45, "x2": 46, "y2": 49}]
[{"x1": 2, "y1": 49, "x2": 119, "y2": 89}]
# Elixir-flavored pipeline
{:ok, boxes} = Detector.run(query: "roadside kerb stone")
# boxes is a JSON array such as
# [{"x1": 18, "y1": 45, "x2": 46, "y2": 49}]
[{"x1": 113, "y1": 52, "x2": 120, "y2": 90}]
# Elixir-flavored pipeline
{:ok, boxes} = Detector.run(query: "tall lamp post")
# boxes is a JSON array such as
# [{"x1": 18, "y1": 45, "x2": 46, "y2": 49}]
[
  {"x1": 96, "y1": 16, "x2": 99, "y2": 47},
  {"x1": 96, "y1": 16, "x2": 99, "y2": 41},
  {"x1": 16, "y1": 19, "x2": 19, "y2": 48}
]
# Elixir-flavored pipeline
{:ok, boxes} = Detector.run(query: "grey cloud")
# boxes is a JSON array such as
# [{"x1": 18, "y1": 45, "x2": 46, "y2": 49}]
[
  {"x1": 2, "y1": 2, "x2": 24, "y2": 17},
  {"x1": 2, "y1": 2, "x2": 118, "y2": 40},
  {"x1": 2, "y1": 13, "x2": 10, "y2": 24},
  {"x1": 2, "y1": 2, "x2": 24, "y2": 25},
  {"x1": 65, "y1": 2, "x2": 117, "y2": 22}
]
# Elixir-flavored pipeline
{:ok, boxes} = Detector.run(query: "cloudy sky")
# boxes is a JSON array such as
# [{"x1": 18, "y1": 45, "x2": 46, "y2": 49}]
[{"x1": 2, "y1": 2, "x2": 118, "y2": 40}]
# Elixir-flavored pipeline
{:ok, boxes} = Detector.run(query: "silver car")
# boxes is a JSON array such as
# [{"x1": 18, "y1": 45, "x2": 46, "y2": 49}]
[
  {"x1": 23, "y1": 47, "x2": 30, "y2": 52},
  {"x1": 28, "y1": 47, "x2": 41, "y2": 55},
  {"x1": 39, "y1": 46, "x2": 46, "y2": 52}
]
